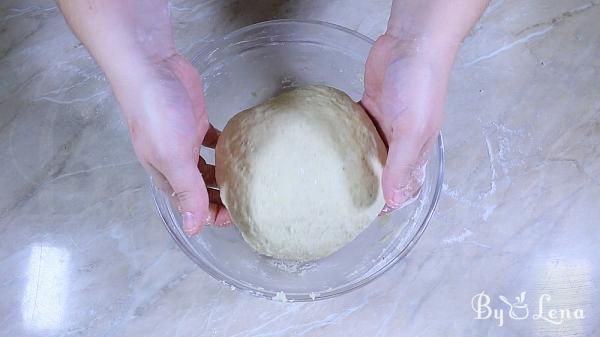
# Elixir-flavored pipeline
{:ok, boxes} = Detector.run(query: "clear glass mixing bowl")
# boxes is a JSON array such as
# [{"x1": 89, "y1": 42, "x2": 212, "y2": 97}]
[{"x1": 150, "y1": 20, "x2": 444, "y2": 301}]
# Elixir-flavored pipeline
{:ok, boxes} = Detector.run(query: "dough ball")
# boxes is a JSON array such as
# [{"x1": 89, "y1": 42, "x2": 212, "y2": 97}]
[{"x1": 215, "y1": 85, "x2": 386, "y2": 261}]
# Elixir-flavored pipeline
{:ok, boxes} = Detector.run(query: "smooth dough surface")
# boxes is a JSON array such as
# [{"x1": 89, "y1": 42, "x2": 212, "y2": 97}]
[{"x1": 216, "y1": 85, "x2": 386, "y2": 261}]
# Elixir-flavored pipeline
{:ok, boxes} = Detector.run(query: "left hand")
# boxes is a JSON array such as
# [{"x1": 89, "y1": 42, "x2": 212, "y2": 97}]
[
  {"x1": 362, "y1": 33, "x2": 454, "y2": 210},
  {"x1": 119, "y1": 54, "x2": 231, "y2": 234}
]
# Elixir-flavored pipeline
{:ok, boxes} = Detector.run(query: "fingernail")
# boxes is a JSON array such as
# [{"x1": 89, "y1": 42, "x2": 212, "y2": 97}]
[{"x1": 182, "y1": 212, "x2": 197, "y2": 235}]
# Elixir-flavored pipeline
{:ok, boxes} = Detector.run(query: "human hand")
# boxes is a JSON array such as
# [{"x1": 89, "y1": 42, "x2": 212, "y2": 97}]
[
  {"x1": 362, "y1": 34, "x2": 454, "y2": 210},
  {"x1": 119, "y1": 54, "x2": 230, "y2": 235},
  {"x1": 57, "y1": 1, "x2": 231, "y2": 234}
]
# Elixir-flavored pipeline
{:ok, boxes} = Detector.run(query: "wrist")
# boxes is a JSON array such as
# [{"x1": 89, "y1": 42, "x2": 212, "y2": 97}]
[
  {"x1": 386, "y1": 25, "x2": 462, "y2": 56},
  {"x1": 105, "y1": 54, "x2": 167, "y2": 122},
  {"x1": 385, "y1": 0, "x2": 487, "y2": 64}
]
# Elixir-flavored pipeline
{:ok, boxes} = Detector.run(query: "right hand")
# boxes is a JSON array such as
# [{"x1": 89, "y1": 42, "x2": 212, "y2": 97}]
[
  {"x1": 362, "y1": 34, "x2": 449, "y2": 210},
  {"x1": 117, "y1": 54, "x2": 230, "y2": 235}
]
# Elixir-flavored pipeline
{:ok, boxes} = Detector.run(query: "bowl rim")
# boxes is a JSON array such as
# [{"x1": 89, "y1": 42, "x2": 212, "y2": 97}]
[
  {"x1": 191, "y1": 19, "x2": 376, "y2": 67},
  {"x1": 151, "y1": 19, "x2": 445, "y2": 302}
]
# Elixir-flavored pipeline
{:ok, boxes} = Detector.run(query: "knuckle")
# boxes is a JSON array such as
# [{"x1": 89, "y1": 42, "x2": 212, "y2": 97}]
[{"x1": 172, "y1": 190, "x2": 196, "y2": 212}]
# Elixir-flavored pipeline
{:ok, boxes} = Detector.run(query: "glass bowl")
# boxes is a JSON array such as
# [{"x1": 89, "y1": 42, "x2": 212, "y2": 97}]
[{"x1": 150, "y1": 19, "x2": 444, "y2": 301}]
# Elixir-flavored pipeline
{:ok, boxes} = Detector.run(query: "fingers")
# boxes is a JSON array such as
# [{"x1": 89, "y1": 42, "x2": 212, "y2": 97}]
[
  {"x1": 173, "y1": 122, "x2": 228, "y2": 233},
  {"x1": 199, "y1": 123, "x2": 220, "y2": 189},
  {"x1": 166, "y1": 162, "x2": 211, "y2": 236},
  {"x1": 205, "y1": 181, "x2": 233, "y2": 227},
  {"x1": 209, "y1": 202, "x2": 232, "y2": 227},
  {"x1": 197, "y1": 151, "x2": 233, "y2": 227},
  {"x1": 382, "y1": 131, "x2": 432, "y2": 209},
  {"x1": 206, "y1": 190, "x2": 232, "y2": 227},
  {"x1": 168, "y1": 158, "x2": 231, "y2": 235},
  {"x1": 202, "y1": 159, "x2": 233, "y2": 227}
]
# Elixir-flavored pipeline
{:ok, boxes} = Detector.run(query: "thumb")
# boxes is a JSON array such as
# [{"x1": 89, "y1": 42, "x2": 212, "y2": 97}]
[
  {"x1": 382, "y1": 132, "x2": 429, "y2": 209},
  {"x1": 166, "y1": 162, "x2": 210, "y2": 236}
]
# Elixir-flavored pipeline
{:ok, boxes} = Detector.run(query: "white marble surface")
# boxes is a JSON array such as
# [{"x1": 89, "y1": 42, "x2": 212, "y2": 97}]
[{"x1": 1, "y1": 0, "x2": 599, "y2": 336}]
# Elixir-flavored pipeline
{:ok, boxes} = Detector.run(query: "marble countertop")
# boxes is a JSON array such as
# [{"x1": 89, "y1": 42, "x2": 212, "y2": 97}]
[{"x1": 1, "y1": 0, "x2": 599, "y2": 336}]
